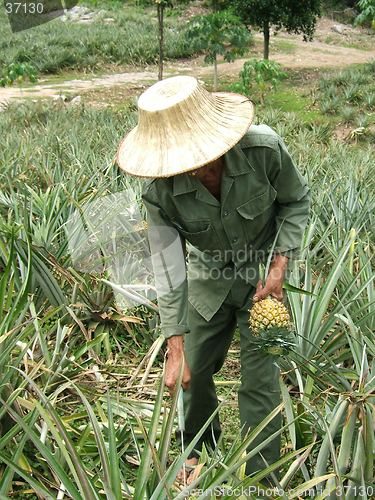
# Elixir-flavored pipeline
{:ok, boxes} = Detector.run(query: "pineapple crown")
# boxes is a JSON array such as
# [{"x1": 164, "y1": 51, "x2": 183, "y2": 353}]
[{"x1": 249, "y1": 326, "x2": 296, "y2": 356}]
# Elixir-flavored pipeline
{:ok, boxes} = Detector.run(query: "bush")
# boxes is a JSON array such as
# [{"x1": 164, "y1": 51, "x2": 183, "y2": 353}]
[{"x1": 230, "y1": 59, "x2": 287, "y2": 105}]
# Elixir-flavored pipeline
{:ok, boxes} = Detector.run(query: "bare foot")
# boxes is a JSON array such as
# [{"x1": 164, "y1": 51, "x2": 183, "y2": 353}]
[{"x1": 176, "y1": 457, "x2": 199, "y2": 485}]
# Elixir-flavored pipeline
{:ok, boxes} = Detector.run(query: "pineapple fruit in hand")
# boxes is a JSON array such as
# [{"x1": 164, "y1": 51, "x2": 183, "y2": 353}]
[{"x1": 249, "y1": 297, "x2": 295, "y2": 356}]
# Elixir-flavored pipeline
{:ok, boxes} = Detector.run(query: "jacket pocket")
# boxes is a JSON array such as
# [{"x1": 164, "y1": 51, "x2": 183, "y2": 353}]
[
  {"x1": 171, "y1": 216, "x2": 221, "y2": 252},
  {"x1": 236, "y1": 184, "x2": 277, "y2": 242}
]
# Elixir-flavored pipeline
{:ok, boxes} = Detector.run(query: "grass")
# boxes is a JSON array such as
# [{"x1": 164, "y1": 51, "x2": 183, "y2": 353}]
[
  {"x1": 272, "y1": 40, "x2": 297, "y2": 54},
  {"x1": 264, "y1": 90, "x2": 320, "y2": 123},
  {"x1": 311, "y1": 62, "x2": 375, "y2": 134},
  {"x1": 0, "y1": 2, "x2": 195, "y2": 74},
  {"x1": 341, "y1": 41, "x2": 370, "y2": 51},
  {"x1": 0, "y1": 100, "x2": 132, "y2": 191},
  {"x1": 220, "y1": 60, "x2": 375, "y2": 143},
  {"x1": 214, "y1": 339, "x2": 241, "y2": 441},
  {"x1": 1, "y1": 79, "x2": 375, "y2": 497},
  {"x1": 320, "y1": 34, "x2": 373, "y2": 50}
]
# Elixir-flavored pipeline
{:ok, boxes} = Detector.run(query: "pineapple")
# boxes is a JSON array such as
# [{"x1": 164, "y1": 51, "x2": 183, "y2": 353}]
[
  {"x1": 249, "y1": 297, "x2": 291, "y2": 334},
  {"x1": 249, "y1": 297, "x2": 295, "y2": 356}
]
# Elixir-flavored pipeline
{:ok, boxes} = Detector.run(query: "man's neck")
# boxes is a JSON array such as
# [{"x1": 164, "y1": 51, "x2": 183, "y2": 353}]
[{"x1": 199, "y1": 158, "x2": 223, "y2": 201}]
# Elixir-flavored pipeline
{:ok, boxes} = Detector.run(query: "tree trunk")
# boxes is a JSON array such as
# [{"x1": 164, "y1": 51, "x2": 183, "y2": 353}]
[
  {"x1": 263, "y1": 21, "x2": 270, "y2": 60},
  {"x1": 157, "y1": 4, "x2": 164, "y2": 81},
  {"x1": 214, "y1": 55, "x2": 218, "y2": 91}
]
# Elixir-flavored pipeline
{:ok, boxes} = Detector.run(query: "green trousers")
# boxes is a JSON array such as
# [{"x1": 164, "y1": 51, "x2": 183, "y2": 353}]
[{"x1": 179, "y1": 273, "x2": 281, "y2": 478}]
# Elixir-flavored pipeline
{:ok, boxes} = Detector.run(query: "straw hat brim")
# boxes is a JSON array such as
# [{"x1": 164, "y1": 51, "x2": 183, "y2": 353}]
[{"x1": 116, "y1": 82, "x2": 254, "y2": 178}]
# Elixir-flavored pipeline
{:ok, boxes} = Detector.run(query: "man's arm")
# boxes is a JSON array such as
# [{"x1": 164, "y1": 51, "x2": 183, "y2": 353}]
[
  {"x1": 142, "y1": 181, "x2": 191, "y2": 396},
  {"x1": 165, "y1": 335, "x2": 191, "y2": 397}
]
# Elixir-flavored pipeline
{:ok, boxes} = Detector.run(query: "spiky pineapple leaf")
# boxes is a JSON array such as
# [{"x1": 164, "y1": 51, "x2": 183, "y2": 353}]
[{"x1": 250, "y1": 326, "x2": 296, "y2": 356}]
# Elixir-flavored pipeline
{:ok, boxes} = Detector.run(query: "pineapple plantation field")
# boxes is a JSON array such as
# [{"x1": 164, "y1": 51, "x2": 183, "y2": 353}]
[{"x1": 1, "y1": 1, "x2": 375, "y2": 498}]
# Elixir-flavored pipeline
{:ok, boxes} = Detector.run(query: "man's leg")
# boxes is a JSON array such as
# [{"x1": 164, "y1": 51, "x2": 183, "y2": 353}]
[
  {"x1": 178, "y1": 300, "x2": 237, "y2": 458},
  {"x1": 236, "y1": 292, "x2": 281, "y2": 481}
]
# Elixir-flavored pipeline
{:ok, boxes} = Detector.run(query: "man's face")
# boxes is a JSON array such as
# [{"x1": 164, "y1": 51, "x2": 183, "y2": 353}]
[{"x1": 187, "y1": 157, "x2": 223, "y2": 179}]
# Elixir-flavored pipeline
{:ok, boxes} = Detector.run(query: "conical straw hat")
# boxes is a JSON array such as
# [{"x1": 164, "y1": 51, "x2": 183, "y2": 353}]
[{"x1": 117, "y1": 76, "x2": 254, "y2": 178}]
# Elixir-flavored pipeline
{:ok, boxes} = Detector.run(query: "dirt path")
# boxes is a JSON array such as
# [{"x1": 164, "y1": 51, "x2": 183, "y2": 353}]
[
  {"x1": 0, "y1": 69, "x2": 159, "y2": 103},
  {"x1": 1, "y1": 16, "x2": 374, "y2": 105}
]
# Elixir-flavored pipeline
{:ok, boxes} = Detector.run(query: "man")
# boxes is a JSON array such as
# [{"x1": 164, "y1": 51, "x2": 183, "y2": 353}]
[{"x1": 117, "y1": 75, "x2": 310, "y2": 487}]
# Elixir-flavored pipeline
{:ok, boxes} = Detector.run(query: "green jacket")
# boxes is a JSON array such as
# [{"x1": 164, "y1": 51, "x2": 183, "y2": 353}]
[{"x1": 142, "y1": 124, "x2": 311, "y2": 338}]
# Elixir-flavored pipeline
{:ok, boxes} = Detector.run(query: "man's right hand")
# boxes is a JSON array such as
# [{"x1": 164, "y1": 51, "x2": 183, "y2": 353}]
[{"x1": 165, "y1": 335, "x2": 191, "y2": 397}]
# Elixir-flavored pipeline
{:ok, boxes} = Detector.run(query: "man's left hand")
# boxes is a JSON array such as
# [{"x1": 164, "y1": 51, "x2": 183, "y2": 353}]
[{"x1": 253, "y1": 254, "x2": 289, "y2": 302}]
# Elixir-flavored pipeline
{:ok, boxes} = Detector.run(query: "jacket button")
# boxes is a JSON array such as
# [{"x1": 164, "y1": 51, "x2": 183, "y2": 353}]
[
  {"x1": 223, "y1": 211, "x2": 229, "y2": 218},
  {"x1": 232, "y1": 237, "x2": 238, "y2": 243}
]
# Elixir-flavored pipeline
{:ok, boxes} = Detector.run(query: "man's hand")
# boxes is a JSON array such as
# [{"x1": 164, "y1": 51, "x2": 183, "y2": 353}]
[
  {"x1": 165, "y1": 335, "x2": 191, "y2": 397},
  {"x1": 253, "y1": 254, "x2": 289, "y2": 302}
]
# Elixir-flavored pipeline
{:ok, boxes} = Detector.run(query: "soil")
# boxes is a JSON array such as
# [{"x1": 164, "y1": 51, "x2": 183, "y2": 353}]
[{"x1": 1, "y1": 15, "x2": 375, "y2": 106}]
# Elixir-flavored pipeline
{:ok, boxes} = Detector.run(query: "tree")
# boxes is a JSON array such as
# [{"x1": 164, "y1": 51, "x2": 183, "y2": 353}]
[
  {"x1": 232, "y1": 59, "x2": 287, "y2": 105},
  {"x1": 0, "y1": 62, "x2": 37, "y2": 99},
  {"x1": 354, "y1": 0, "x2": 375, "y2": 28},
  {"x1": 185, "y1": 10, "x2": 251, "y2": 91},
  {"x1": 230, "y1": 0, "x2": 321, "y2": 60},
  {"x1": 155, "y1": 0, "x2": 173, "y2": 81}
]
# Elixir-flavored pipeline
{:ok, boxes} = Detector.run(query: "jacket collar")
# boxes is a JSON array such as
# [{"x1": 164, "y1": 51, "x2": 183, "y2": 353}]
[
  {"x1": 224, "y1": 140, "x2": 255, "y2": 176},
  {"x1": 172, "y1": 142, "x2": 254, "y2": 197}
]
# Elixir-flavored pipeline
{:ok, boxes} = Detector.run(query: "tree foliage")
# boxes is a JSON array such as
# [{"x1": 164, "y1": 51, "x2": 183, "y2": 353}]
[
  {"x1": 185, "y1": 10, "x2": 251, "y2": 90},
  {"x1": 354, "y1": 0, "x2": 375, "y2": 27},
  {"x1": 229, "y1": 0, "x2": 321, "y2": 59},
  {"x1": 0, "y1": 62, "x2": 37, "y2": 88},
  {"x1": 231, "y1": 59, "x2": 287, "y2": 104}
]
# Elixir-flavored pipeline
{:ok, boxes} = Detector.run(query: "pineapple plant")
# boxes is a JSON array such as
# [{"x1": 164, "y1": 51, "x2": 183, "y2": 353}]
[{"x1": 249, "y1": 297, "x2": 295, "y2": 356}]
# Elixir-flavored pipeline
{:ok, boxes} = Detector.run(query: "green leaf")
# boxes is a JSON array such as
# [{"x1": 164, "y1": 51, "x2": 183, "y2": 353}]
[
  {"x1": 133, "y1": 368, "x2": 167, "y2": 500},
  {"x1": 105, "y1": 391, "x2": 122, "y2": 500},
  {"x1": 314, "y1": 398, "x2": 349, "y2": 480},
  {"x1": 0, "y1": 451, "x2": 57, "y2": 500},
  {"x1": 0, "y1": 396, "x2": 91, "y2": 500},
  {"x1": 71, "y1": 332, "x2": 108, "y2": 360},
  {"x1": 283, "y1": 282, "x2": 316, "y2": 296},
  {"x1": 15, "y1": 239, "x2": 67, "y2": 312}
]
